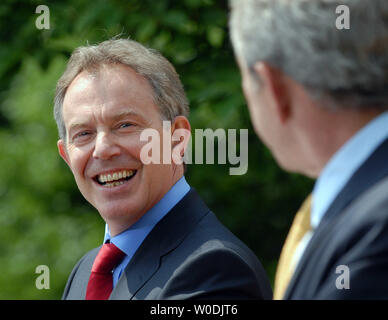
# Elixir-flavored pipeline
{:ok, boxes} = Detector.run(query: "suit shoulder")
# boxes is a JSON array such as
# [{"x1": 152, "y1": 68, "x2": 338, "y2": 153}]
[
  {"x1": 288, "y1": 177, "x2": 388, "y2": 299},
  {"x1": 69, "y1": 246, "x2": 101, "y2": 272},
  {"x1": 160, "y1": 211, "x2": 272, "y2": 299},
  {"x1": 339, "y1": 176, "x2": 388, "y2": 235},
  {"x1": 189, "y1": 211, "x2": 261, "y2": 259},
  {"x1": 62, "y1": 246, "x2": 101, "y2": 300}
]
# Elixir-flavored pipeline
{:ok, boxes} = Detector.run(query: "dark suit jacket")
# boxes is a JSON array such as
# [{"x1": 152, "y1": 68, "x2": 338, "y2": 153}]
[
  {"x1": 285, "y1": 137, "x2": 388, "y2": 299},
  {"x1": 62, "y1": 188, "x2": 272, "y2": 300}
]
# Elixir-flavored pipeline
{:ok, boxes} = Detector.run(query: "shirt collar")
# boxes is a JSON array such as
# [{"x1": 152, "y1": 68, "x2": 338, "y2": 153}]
[
  {"x1": 312, "y1": 111, "x2": 388, "y2": 229},
  {"x1": 103, "y1": 176, "x2": 191, "y2": 257}
]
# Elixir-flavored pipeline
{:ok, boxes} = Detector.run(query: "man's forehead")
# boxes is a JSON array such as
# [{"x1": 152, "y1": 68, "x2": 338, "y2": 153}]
[
  {"x1": 63, "y1": 72, "x2": 100, "y2": 109},
  {"x1": 68, "y1": 71, "x2": 96, "y2": 92},
  {"x1": 65, "y1": 64, "x2": 153, "y2": 100},
  {"x1": 63, "y1": 65, "x2": 156, "y2": 115}
]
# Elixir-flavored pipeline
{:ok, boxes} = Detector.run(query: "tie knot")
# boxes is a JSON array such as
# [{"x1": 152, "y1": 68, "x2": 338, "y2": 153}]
[{"x1": 91, "y1": 243, "x2": 125, "y2": 274}]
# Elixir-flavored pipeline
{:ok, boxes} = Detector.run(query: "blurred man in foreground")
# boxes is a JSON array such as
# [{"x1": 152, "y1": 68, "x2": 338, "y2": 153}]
[
  {"x1": 54, "y1": 38, "x2": 272, "y2": 300},
  {"x1": 230, "y1": 0, "x2": 388, "y2": 299}
]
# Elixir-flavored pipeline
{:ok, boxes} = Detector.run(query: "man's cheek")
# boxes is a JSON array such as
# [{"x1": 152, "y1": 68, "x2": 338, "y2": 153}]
[{"x1": 71, "y1": 150, "x2": 90, "y2": 175}]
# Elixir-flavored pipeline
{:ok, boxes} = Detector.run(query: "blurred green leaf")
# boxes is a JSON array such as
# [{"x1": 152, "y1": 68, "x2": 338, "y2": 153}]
[{"x1": 207, "y1": 26, "x2": 225, "y2": 47}]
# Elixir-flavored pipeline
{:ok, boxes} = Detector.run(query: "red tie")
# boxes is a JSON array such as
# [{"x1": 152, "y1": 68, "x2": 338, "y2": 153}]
[{"x1": 86, "y1": 243, "x2": 125, "y2": 300}]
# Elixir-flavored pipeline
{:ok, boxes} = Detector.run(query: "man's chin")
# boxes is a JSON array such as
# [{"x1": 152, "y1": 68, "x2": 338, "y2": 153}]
[
  {"x1": 96, "y1": 204, "x2": 145, "y2": 232},
  {"x1": 273, "y1": 152, "x2": 298, "y2": 174},
  {"x1": 276, "y1": 156, "x2": 316, "y2": 178}
]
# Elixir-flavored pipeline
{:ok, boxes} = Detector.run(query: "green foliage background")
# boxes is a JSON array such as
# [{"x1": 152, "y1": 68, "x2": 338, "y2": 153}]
[{"x1": 0, "y1": 0, "x2": 313, "y2": 299}]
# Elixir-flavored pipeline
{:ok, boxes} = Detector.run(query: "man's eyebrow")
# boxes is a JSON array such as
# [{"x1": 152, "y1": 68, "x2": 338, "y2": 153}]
[
  {"x1": 111, "y1": 109, "x2": 142, "y2": 121},
  {"x1": 68, "y1": 109, "x2": 146, "y2": 132},
  {"x1": 112, "y1": 108, "x2": 154, "y2": 126},
  {"x1": 68, "y1": 122, "x2": 89, "y2": 133}
]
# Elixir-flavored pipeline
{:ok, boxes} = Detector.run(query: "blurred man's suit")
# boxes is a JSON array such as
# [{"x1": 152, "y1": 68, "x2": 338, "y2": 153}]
[
  {"x1": 62, "y1": 188, "x2": 272, "y2": 300},
  {"x1": 285, "y1": 133, "x2": 388, "y2": 299}
]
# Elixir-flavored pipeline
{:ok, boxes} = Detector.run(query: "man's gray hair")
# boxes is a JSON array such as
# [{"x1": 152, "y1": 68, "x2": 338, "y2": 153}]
[
  {"x1": 229, "y1": 0, "x2": 388, "y2": 109},
  {"x1": 54, "y1": 38, "x2": 189, "y2": 141}
]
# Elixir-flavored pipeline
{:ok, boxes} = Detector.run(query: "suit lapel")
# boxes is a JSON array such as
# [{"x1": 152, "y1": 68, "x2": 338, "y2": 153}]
[
  {"x1": 109, "y1": 240, "x2": 161, "y2": 300},
  {"x1": 285, "y1": 136, "x2": 388, "y2": 298},
  {"x1": 319, "y1": 137, "x2": 388, "y2": 224},
  {"x1": 110, "y1": 188, "x2": 210, "y2": 300}
]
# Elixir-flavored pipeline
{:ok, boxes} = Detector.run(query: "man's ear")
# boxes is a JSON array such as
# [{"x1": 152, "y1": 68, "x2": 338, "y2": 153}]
[
  {"x1": 171, "y1": 116, "x2": 191, "y2": 164},
  {"x1": 57, "y1": 139, "x2": 71, "y2": 167},
  {"x1": 253, "y1": 62, "x2": 291, "y2": 124}
]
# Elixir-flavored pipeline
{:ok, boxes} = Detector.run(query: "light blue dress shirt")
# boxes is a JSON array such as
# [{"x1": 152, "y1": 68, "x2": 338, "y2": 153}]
[
  {"x1": 293, "y1": 111, "x2": 388, "y2": 268},
  {"x1": 103, "y1": 176, "x2": 191, "y2": 286}
]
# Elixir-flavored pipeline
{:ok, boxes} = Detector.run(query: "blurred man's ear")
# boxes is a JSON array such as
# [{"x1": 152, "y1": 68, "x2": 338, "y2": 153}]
[
  {"x1": 171, "y1": 116, "x2": 191, "y2": 165},
  {"x1": 57, "y1": 140, "x2": 71, "y2": 167},
  {"x1": 253, "y1": 62, "x2": 291, "y2": 124}
]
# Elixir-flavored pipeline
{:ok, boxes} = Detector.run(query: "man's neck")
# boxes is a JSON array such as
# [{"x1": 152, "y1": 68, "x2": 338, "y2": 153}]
[
  {"x1": 107, "y1": 168, "x2": 185, "y2": 237},
  {"x1": 311, "y1": 109, "x2": 384, "y2": 178}
]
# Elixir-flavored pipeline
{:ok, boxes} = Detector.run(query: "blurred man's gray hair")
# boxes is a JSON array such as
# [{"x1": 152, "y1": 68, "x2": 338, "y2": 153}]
[
  {"x1": 54, "y1": 38, "x2": 189, "y2": 141},
  {"x1": 229, "y1": 0, "x2": 388, "y2": 109}
]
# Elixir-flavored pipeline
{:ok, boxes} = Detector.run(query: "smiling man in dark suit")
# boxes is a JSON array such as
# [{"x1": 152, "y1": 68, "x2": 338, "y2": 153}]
[
  {"x1": 54, "y1": 38, "x2": 272, "y2": 300},
  {"x1": 229, "y1": 0, "x2": 388, "y2": 299}
]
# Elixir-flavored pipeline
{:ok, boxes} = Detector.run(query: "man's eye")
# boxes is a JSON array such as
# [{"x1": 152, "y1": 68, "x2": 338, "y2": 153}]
[
  {"x1": 119, "y1": 123, "x2": 133, "y2": 129},
  {"x1": 74, "y1": 131, "x2": 91, "y2": 139}
]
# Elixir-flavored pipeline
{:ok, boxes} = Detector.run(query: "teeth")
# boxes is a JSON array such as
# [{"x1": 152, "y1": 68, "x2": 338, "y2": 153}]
[
  {"x1": 98, "y1": 170, "x2": 134, "y2": 184},
  {"x1": 104, "y1": 180, "x2": 125, "y2": 188}
]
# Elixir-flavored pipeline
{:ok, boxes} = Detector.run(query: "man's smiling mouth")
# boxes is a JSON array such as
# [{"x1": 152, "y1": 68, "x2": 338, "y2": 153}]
[{"x1": 94, "y1": 169, "x2": 137, "y2": 188}]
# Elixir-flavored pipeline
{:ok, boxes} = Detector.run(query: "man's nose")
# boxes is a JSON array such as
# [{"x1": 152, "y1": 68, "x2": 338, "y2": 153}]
[{"x1": 93, "y1": 132, "x2": 121, "y2": 160}]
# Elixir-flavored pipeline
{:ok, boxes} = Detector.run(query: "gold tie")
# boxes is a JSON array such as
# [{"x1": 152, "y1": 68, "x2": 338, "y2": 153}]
[{"x1": 273, "y1": 194, "x2": 312, "y2": 300}]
